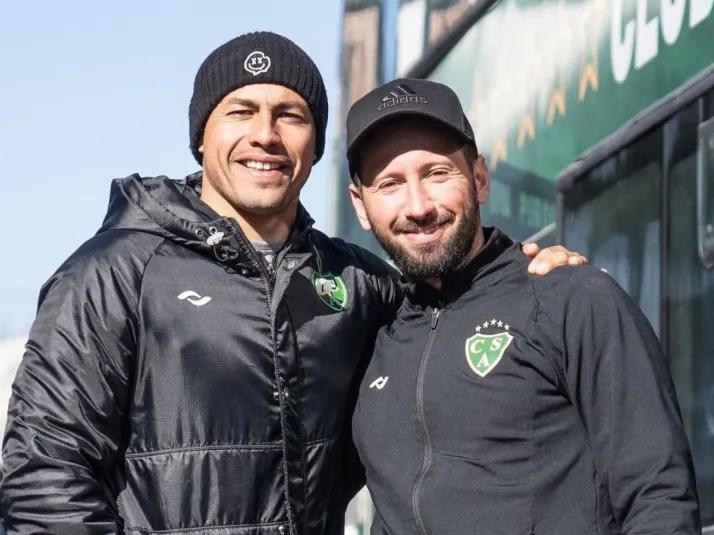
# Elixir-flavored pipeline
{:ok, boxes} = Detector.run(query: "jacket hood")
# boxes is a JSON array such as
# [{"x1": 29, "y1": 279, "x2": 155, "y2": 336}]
[{"x1": 97, "y1": 172, "x2": 315, "y2": 264}]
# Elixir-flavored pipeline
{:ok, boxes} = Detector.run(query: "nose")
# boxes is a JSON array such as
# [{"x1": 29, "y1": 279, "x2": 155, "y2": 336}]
[
  {"x1": 403, "y1": 179, "x2": 436, "y2": 221},
  {"x1": 247, "y1": 110, "x2": 281, "y2": 148}
]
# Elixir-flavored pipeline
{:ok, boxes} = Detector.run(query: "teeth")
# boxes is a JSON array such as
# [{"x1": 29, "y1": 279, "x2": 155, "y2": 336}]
[{"x1": 244, "y1": 160, "x2": 283, "y2": 171}]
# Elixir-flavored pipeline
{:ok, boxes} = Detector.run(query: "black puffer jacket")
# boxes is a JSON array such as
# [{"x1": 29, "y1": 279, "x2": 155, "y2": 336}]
[{"x1": 0, "y1": 173, "x2": 399, "y2": 535}]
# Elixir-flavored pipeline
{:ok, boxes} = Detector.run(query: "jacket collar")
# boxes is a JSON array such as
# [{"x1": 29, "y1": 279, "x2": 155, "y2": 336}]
[
  {"x1": 99, "y1": 171, "x2": 315, "y2": 271},
  {"x1": 179, "y1": 172, "x2": 315, "y2": 269}
]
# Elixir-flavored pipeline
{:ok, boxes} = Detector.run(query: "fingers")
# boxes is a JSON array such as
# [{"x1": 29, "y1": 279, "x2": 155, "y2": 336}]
[
  {"x1": 522, "y1": 242, "x2": 540, "y2": 258},
  {"x1": 568, "y1": 255, "x2": 588, "y2": 265},
  {"x1": 526, "y1": 245, "x2": 589, "y2": 275}
]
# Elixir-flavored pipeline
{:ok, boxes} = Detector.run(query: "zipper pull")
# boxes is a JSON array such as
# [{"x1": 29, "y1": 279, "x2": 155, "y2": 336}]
[
  {"x1": 264, "y1": 254, "x2": 275, "y2": 276},
  {"x1": 430, "y1": 308, "x2": 440, "y2": 329}
]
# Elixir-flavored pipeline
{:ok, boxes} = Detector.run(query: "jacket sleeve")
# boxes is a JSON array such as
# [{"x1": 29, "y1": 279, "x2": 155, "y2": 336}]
[
  {"x1": 371, "y1": 262, "x2": 402, "y2": 327},
  {"x1": 0, "y1": 236, "x2": 140, "y2": 535},
  {"x1": 535, "y1": 267, "x2": 701, "y2": 534},
  {"x1": 323, "y1": 417, "x2": 364, "y2": 535},
  {"x1": 347, "y1": 243, "x2": 403, "y2": 326},
  {"x1": 323, "y1": 327, "x2": 375, "y2": 535},
  {"x1": 336, "y1": 338, "x2": 372, "y2": 506}
]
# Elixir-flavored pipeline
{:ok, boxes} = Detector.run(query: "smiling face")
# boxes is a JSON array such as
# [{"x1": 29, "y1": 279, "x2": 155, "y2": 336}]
[
  {"x1": 349, "y1": 117, "x2": 490, "y2": 280},
  {"x1": 199, "y1": 83, "x2": 316, "y2": 224}
]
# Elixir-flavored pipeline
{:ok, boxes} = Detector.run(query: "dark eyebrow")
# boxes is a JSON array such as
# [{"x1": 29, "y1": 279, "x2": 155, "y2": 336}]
[
  {"x1": 419, "y1": 160, "x2": 459, "y2": 173},
  {"x1": 222, "y1": 98, "x2": 307, "y2": 114},
  {"x1": 223, "y1": 97, "x2": 258, "y2": 109},
  {"x1": 273, "y1": 101, "x2": 309, "y2": 114}
]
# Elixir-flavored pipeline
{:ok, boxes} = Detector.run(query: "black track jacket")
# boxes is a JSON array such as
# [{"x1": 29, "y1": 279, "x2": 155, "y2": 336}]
[
  {"x1": 353, "y1": 228, "x2": 700, "y2": 535},
  {"x1": 0, "y1": 173, "x2": 400, "y2": 535}
]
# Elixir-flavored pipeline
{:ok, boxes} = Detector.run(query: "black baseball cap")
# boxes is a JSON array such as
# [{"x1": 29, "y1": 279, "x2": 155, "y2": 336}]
[{"x1": 345, "y1": 78, "x2": 477, "y2": 178}]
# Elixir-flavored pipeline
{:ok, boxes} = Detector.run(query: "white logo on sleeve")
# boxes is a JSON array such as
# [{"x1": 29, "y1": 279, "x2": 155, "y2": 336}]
[
  {"x1": 177, "y1": 290, "x2": 212, "y2": 307},
  {"x1": 369, "y1": 376, "x2": 389, "y2": 390},
  {"x1": 244, "y1": 51, "x2": 271, "y2": 75}
]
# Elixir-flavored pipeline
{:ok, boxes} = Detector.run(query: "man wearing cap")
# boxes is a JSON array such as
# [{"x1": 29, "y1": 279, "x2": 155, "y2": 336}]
[
  {"x1": 346, "y1": 78, "x2": 701, "y2": 534},
  {"x1": 0, "y1": 33, "x2": 584, "y2": 535}
]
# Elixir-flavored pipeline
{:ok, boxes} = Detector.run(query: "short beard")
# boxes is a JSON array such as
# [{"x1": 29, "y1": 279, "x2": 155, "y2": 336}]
[{"x1": 369, "y1": 199, "x2": 481, "y2": 281}]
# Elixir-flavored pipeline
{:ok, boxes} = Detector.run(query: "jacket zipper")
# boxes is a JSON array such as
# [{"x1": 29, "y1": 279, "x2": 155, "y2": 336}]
[
  {"x1": 411, "y1": 307, "x2": 441, "y2": 535},
  {"x1": 223, "y1": 217, "x2": 299, "y2": 531},
  {"x1": 221, "y1": 218, "x2": 274, "y2": 288},
  {"x1": 264, "y1": 253, "x2": 277, "y2": 285}
]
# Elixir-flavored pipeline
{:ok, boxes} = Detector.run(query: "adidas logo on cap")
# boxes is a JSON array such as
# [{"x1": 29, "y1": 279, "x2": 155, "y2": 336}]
[{"x1": 378, "y1": 84, "x2": 428, "y2": 111}]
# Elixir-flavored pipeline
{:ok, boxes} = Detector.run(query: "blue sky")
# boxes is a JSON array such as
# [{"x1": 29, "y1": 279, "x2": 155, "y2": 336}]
[{"x1": 0, "y1": 1, "x2": 344, "y2": 339}]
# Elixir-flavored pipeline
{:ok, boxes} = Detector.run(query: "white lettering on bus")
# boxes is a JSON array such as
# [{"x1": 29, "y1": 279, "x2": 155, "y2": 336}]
[
  {"x1": 611, "y1": 0, "x2": 635, "y2": 83},
  {"x1": 635, "y1": 0, "x2": 659, "y2": 69},
  {"x1": 611, "y1": 0, "x2": 713, "y2": 84},
  {"x1": 691, "y1": 0, "x2": 714, "y2": 26},
  {"x1": 662, "y1": 0, "x2": 686, "y2": 45}
]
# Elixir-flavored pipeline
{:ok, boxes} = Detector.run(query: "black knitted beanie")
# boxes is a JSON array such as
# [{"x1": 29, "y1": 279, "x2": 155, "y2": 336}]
[{"x1": 189, "y1": 31, "x2": 328, "y2": 164}]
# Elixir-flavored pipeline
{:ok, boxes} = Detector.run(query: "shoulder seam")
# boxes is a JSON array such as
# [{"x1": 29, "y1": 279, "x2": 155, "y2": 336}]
[
  {"x1": 530, "y1": 278, "x2": 573, "y2": 403},
  {"x1": 134, "y1": 238, "x2": 170, "y2": 355},
  {"x1": 92, "y1": 231, "x2": 167, "y2": 385}
]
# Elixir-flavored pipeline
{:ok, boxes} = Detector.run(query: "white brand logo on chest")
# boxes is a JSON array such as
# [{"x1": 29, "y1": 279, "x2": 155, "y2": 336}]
[
  {"x1": 369, "y1": 376, "x2": 389, "y2": 390},
  {"x1": 177, "y1": 290, "x2": 212, "y2": 307}
]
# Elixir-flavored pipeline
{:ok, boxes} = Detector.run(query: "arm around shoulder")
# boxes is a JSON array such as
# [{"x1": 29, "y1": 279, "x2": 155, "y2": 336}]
[
  {"x1": 534, "y1": 267, "x2": 701, "y2": 534},
  {"x1": 346, "y1": 242, "x2": 403, "y2": 324}
]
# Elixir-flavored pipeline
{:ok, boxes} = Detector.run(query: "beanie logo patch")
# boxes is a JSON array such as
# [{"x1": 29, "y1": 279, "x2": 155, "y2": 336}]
[{"x1": 244, "y1": 51, "x2": 271, "y2": 76}]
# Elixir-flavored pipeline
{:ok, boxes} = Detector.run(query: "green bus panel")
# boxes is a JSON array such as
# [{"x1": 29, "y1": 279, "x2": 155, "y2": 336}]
[{"x1": 427, "y1": 0, "x2": 714, "y2": 239}]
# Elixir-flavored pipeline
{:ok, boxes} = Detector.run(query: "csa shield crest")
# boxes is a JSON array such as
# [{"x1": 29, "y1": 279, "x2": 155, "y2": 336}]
[
  {"x1": 311, "y1": 272, "x2": 349, "y2": 311},
  {"x1": 465, "y1": 331, "x2": 513, "y2": 378}
]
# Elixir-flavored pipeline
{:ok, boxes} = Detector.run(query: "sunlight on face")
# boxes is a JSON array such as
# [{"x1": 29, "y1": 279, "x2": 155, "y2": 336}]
[
  {"x1": 349, "y1": 118, "x2": 489, "y2": 279},
  {"x1": 200, "y1": 84, "x2": 317, "y2": 217}
]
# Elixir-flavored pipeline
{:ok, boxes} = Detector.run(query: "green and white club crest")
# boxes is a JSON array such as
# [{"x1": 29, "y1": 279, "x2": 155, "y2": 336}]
[
  {"x1": 311, "y1": 272, "x2": 348, "y2": 311},
  {"x1": 465, "y1": 320, "x2": 514, "y2": 378}
]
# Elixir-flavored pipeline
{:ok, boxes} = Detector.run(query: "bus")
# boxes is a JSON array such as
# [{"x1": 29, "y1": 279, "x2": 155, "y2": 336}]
[{"x1": 404, "y1": 0, "x2": 714, "y2": 527}]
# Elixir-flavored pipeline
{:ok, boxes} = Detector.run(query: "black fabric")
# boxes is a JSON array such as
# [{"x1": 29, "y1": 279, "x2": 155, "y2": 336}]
[
  {"x1": 189, "y1": 31, "x2": 328, "y2": 164},
  {"x1": 345, "y1": 78, "x2": 476, "y2": 177},
  {"x1": 352, "y1": 228, "x2": 701, "y2": 535},
  {"x1": 0, "y1": 173, "x2": 401, "y2": 535}
]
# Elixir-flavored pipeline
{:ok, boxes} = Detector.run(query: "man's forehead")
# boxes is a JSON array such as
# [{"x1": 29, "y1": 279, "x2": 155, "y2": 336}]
[
  {"x1": 359, "y1": 134, "x2": 465, "y2": 184},
  {"x1": 220, "y1": 84, "x2": 310, "y2": 108}
]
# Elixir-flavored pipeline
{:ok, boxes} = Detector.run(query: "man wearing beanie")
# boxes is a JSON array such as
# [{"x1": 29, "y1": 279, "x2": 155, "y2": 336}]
[{"x1": 0, "y1": 32, "x2": 582, "y2": 535}]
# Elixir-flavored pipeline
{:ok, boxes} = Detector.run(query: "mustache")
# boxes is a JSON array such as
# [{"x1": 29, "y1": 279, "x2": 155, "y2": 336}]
[{"x1": 390, "y1": 211, "x2": 454, "y2": 234}]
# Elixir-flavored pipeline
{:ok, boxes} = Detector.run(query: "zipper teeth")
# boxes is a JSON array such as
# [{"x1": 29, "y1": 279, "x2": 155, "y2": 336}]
[
  {"x1": 223, "y1": 218, "x2": 310, "y2": 535},
  {"x1": 411, "y1": 308, "x2": 440, "y2": 535},
  {"x1": 225, "y1": 217, "x2": 298, "y2": 527}
]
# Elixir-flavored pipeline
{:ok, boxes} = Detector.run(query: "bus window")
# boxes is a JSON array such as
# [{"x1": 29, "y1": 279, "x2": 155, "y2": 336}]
[
  {"x1": 665, "y1": 99, "x2": 714, "y2": 525},
  {"x1": 698, "y1": 116, "x2": 714, "y2": 269},
  {"x1": 525, "y1": 222, "x2": 556, "y2": 248},
  {"x1": 562, "y1": 130, "x2": 663, "y2": 337}
]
